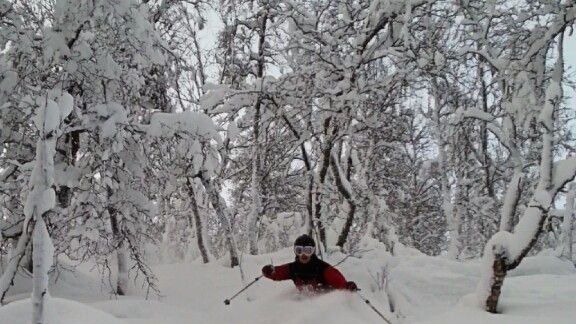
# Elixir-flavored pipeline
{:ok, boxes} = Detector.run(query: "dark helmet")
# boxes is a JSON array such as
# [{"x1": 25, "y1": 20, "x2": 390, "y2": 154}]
[{"x1": 294, "y1": 234, "x2": 315, "y2": 247}]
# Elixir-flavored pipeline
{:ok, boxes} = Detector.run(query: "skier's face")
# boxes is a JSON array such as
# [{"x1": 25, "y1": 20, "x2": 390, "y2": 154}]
[
  {"x1": 297, "y1": 254, "x2": 311, "y2": 263},
  {"x1": 294, "y1": 245, "x2": 315, "y2": 264}
]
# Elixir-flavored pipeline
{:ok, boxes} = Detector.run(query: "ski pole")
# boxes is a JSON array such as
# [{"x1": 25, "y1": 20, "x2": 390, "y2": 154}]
[
  {"x1": 333, "y1": 254, "x2": 351, "y2": 267},
  {"x1": 224, "y1": 275, "x2": 263, "y2": 305},
  {"x1": 355, "y1": 291, "x2": 393, "y2": 324}
]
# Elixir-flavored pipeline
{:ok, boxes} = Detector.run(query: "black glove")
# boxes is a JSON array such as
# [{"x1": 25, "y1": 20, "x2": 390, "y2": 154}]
[
  {"x1": 262, "y1": 264, "x2": 274, "y2": 277},
  {"x1": 345, "y1": 281, "x2": 358, "y2": 291}
]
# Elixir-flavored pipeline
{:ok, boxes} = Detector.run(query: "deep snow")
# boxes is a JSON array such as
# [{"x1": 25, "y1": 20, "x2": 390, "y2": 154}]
[{"x1": 1, "y1": 245, "x2": 575, "y2": 323}]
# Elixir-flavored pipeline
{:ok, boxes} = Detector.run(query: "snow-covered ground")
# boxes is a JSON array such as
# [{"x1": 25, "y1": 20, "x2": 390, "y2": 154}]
[{"x1": 1, "y1": 246, "x2": 575, "y2": 323}]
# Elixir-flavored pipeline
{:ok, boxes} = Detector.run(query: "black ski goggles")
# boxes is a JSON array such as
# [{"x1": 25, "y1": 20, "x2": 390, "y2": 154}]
[{"x1": 294, "y1": 245, "x2": 315, "y2": 256}]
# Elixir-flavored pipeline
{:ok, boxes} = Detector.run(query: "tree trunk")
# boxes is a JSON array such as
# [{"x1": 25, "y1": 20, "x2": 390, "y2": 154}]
[
  {"x1": 248, "y1": 96, "x2": 262, "y2": 255},
  {"x1": 336, "y1": 204, "x2": 356, "y2": 249},
  {"x1": 199, "y1": 175, "x2": 239, "y2": 267},
  {"x1": 447, "y1": 177, "x2": 463, "y2": 259},
  {"x1": 307, "y1": 177, "x2": 315, "y2": 236},
  {"x1": 248, "y1": 10, "x2": 268, "y2": 255},
  {"x1": 186, "y1": 178, "x2": 209, "y2": 263},
  {"x1": 24, "y1": 244, "x2": 34, "y2": 274},
  {"x1": 430, "y1": 78, "x2": 458, "y2": 259},
  {"x1": 280, "y1": 113, "x2": 314, "y2": 236},
  {"x1": 331, "y1": 151, "x2": 357, "y2": 249},
  {"x1": 486, "y1": 252, "x2": 507, "y2": 313},
  {"x1": 313, "y1": 172, "x2": 328, "y2": 251},
  {"x1": 29, "y1": 92, "x2": 72, "y2": 320},
  {"x1": 0, "y1": 220, "x2": 34, "y2": 305},
  {"x1": 56, "y1": 129, "x2": 80, "y2": 209},
  {"x1": 482, "y1": 202, "x2": 551, "y2": 313},
  {"x1": 559, "y1": 183, "x2": 575, "y2": 260},
  {"x1": 313, "y1": 117, "x2": 335, "y2": 251},
  {"x1": 499, "y1": 169, "x2": 522, "y2": 232},
  {"x1": 477, "y1": 57, "x2": 495, "y2": 198},
  {"x1": 32, "y1": 216, "x2": 54, "y2": 324},
  {"x1": 108, "y1": 186, "x2": 127, "y2": 295}
]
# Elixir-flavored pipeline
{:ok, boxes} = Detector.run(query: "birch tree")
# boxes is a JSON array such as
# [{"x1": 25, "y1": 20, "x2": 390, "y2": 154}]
[
  {"x1": 28, "y1": 92, "x2": 73, "y2": 323},
  {"x1": 470, "y1": 3, "x2": 576, "y2": 312}
]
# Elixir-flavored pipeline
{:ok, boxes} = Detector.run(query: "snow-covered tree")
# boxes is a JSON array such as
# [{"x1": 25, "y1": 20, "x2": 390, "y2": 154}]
[{"x1": 470, "y1": 3, "x2": 576, "y2": 312}]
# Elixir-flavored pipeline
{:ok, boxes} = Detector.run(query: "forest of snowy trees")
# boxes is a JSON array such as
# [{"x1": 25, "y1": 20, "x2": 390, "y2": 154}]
[{"x1": 1, "y1": 0, "x2": 575, "y2": 321}]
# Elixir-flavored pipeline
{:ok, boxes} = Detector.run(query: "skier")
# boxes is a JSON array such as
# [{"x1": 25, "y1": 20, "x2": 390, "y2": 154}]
[{"x1": 261, "y1": 234, "x2": 358, "y2": 292}]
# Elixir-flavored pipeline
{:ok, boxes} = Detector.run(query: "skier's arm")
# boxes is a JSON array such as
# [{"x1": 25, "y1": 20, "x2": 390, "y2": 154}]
[
  {"x1": 323, "y1": 266, "x2": 347, "y2": 289},
  {"x1": 262, "y1": 263, "x2": 291, "y2": 281}
]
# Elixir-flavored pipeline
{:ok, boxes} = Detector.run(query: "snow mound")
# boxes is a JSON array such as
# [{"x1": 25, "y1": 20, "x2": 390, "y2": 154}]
[
  {"x1": 0, "y1": 297, "x2": 125, "y2": 324},
  {"x1": 91, "y1": 298, "x2": 212, "y2": 323},
  {"x1": 508, "y1": 255, "x2": 575, "y2": 277},
  {"x1": 3, "y1": 263, "x2": 107, "y2": 304},
  {"x1": 414, "y1": 274, "x2": 576, "y2": 324},
  {"x1": 387, "y1": 253, "x2": 576, "y2": 322}
]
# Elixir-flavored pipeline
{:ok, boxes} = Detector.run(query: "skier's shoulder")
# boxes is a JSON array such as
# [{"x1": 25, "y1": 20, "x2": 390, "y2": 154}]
[{"x1": 312, "y1": 255, "x2": 333, "y2": 270}]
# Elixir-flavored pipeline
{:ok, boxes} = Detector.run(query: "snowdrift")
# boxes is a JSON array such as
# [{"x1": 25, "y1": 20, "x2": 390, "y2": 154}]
[
  {"x1": 0, "y1": 297, "x2": 125, "y2": 324},
  {"x1": 390, "y1": 251, "x2": 575, "y2": 324},
  {"x1": 0, "y1": 246, "x2": 574, "y2": 324}
]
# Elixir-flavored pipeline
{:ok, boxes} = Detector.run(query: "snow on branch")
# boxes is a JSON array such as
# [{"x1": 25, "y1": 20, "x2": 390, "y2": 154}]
[
  {"x1": 145, "y1": 111, "x2": 219, "y2": 141},
  {"x1": 456, "y1": 107, "x2": 496, "y2": 123},
  {"x1": 522, "y1": 4, "x2": 576, "y2": 64},
  {"x1": 552, "y1": 158, "x2": 576, "y2": 192},
  {"x1": 455, "y1": 108, "x2": 509, "y2": 151}
]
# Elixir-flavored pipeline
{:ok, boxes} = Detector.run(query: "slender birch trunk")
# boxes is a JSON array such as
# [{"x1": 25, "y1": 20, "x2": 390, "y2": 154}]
[
  {"x1": 19, "y1": 92, "x2": 72, "y2": 322},
  {"x1": 248, "y1": 100, "x2": 262, "y2": 255},
  {"x1": 499, "y1": 169, "x2": 522, "y2": 232},
  {"x1": 248, "y1": 9, "x2": 268, "y2": 255},
  {"x1": 199, "y1": 174, "x2": 239, "y2": 267},
  {"x1": 559, "y1": 183, "x2": 575, "y2": 260},
  {"x1": 0, "y1": 220, "x2": 33, "y2": 305},
  {"x1": 186, "y1": 178, "x2": 209, "y2": 263},
  {"x1": 32, "y1": 217, "x2": 54, "y2": 324},
  {"x1": 430, "y1": 78, "x2": 458, "y2": 259},
  {"x1": 313, "y1": 116, "x2": 336, "y2": 252},
  {"x1": 107, "y1": 185, "x2": 128, "y2": 296},
  {"x1": 331, "y1": 150, "x2": 357, "y2": 249}
]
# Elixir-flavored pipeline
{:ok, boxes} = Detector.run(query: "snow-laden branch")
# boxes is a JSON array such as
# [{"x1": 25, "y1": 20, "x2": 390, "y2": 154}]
[
  {"x1": 456, "y1": 107, "x2": 496, "y2": 123},
  {"x1": 455, "y1": 108, "x2": 511, "y2": 153},
  {"x1": 145, "y1": 111, "x2": 219, "y2": 140},
  {"x1": 552, "y1": 158, "x2": 576, "y2": 191},
  {"x1": 521, "y1": 4, "x2": 576, "y2": 65}
]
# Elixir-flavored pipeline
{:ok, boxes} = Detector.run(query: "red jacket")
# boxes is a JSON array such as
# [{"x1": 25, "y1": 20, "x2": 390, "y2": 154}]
[{"x1": 264, "y1": 255, "x2": 347, "y2": 291}]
